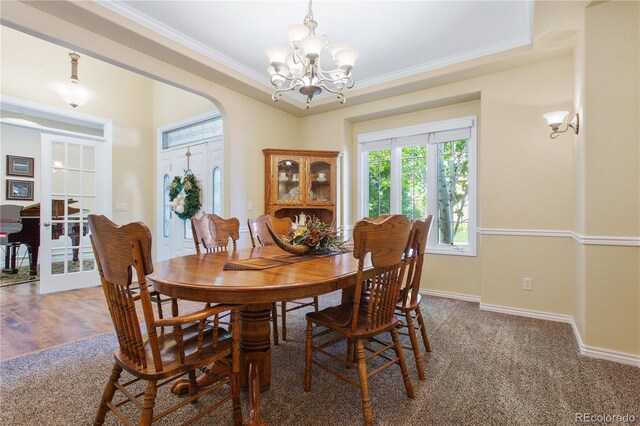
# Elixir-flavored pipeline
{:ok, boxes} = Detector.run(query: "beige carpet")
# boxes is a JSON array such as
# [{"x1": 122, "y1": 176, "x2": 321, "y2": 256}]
[{"x1": 1, "y1": 294, "x2": 638, "y2": 425}]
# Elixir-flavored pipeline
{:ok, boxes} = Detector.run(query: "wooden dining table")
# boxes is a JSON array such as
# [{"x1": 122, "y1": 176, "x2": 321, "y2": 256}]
[{"x1": 148, "y1": 245, "x2": 370, "y2": 426}]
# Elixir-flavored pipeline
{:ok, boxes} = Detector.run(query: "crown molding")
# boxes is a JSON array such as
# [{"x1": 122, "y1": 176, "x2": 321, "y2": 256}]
[
  {"x1": 96, "y1": 0, "x2": 269, "y2": 87},
  {"x1": 356, "y1": 35, "x2": 532, "y2": 90}
]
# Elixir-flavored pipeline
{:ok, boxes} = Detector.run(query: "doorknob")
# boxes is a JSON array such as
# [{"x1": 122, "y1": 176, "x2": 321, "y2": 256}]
[{"x1": 43, "y1": 222, "x2": 51, "y2": 227}]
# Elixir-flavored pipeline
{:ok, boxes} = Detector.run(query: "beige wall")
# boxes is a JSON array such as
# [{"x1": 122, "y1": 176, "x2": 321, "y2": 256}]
[
  {"x1": 152, "y1": 81, "x2": 217, "y2": 129},
  {"x1": 575, "y1": 1, "x2": 640, "y2": 356},
  {"x1": 0, "y1": 124, "x2": 41, "y2": 206},
  {"x1": 1, "y1": 26, "x2": 155, "y2": 226}
]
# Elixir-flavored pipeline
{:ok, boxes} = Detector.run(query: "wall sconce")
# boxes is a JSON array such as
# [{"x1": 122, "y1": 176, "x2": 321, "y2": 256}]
[
  {"x1": 47, "y1": 52, "x2": 97, "y2": 108},
  {"x1": 543, "y1": 111, "x2": 580, "y2": 139}
]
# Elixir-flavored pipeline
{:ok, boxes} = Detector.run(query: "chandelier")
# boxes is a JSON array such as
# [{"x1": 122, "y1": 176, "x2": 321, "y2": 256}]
[
  {"x1": 265, "y1": 0, "x2": 358, "y2": 108},
  {"x1": 47, "y1": 52, "x2": 97, "y2": 108}
]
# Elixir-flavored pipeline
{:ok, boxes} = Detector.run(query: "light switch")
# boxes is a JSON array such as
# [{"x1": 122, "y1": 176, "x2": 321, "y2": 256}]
[
  {"x1": 115, "y1": 202, "x2": 128, "y2": 212},
  {"x1": 247, "y1": 200, "x2": 254, "y2": 211}
]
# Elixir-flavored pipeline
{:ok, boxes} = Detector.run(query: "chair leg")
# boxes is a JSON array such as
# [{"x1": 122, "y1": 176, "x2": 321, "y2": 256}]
[
  {"x1": 271, "y1": 303, "x2": 279, "y2": 345},
  {"x1": 304, "y1": 320, "x2": 313, "y2": 392},
  {"x1": 355, "y1": 339, "x2": 373, "y2": 426},
  {"x1": 281, "y1": 301, "x2": 287, "y2": 341},
  {"x1": 231, "y1": 364, "x2": 242, "y2": 426},
  {"x1": 404, "y1": 309, "x2": 426, "y2": 380},
  {"x1": 313, "y1": 296, "x2": 319, "y2": 312},
  {"x1": 139, "y1": 380, "x2": 158, "y2": 426},
  {"x1": 346, "y1": 338, "x2": 355, "y2": 365},
  {"x1": 415, "y1": 306, "x2": 432, "y2": 352},
  {"x1": 94, "y1": 363, "x2": 122, "y2": 426},
  {"x1": 391, "y1": 327, "x2": 415, "y2": 399},
  {"x1": 188, "y1": 370, "x2": 198, "y2": 403}
]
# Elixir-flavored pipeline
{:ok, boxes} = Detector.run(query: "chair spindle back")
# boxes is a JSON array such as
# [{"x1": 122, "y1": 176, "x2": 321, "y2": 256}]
[
  {"x1": 192, "y1": 214, "x2": 240, "y2": 253},
  {"x1": 88, "y1": 214, "x2": 162, "y2": 371},
  {"x1": 351, "y1": 215, "x2": 410, "y2": 332},
  {"x1": 402, "y1": 216, "x2": 433, "y2": 306}
]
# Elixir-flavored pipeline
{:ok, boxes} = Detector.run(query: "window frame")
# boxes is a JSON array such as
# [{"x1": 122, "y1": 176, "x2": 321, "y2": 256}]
[{"x1": 357, "y1": 116, "x2": 477, "y2": 256}]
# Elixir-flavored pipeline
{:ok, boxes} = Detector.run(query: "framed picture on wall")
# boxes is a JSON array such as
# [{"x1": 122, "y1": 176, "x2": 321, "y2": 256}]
[
  {"x1": 6, "y1": 179, "x2": 34, "y2": 201},
  {"x1": 6, "y1": 155, "x2": 34, "y2": 177}
]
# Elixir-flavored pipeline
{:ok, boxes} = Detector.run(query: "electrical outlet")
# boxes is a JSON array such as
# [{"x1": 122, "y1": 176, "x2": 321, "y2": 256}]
[{"x1": 522, "y1": 277, "x2": 533, "y2": 291}]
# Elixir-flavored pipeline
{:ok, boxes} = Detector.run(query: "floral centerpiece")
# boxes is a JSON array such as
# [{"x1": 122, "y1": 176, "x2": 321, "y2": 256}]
[{"x1": 267, "y1": 214, "x2": 347, "y2": 255}]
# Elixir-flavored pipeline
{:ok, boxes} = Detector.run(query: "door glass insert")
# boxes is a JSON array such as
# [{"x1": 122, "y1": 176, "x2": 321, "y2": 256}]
[{"x1": 277, "y1": 160, "x2": 300, "y2": 201}]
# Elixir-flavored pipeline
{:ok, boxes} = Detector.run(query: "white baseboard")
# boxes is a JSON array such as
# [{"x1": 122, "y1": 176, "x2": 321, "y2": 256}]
[
  {"x1": 420, "y1": 292, "x2": 640, "y2": 368},
  {"x1": 479, "y1": 302, "x2": 639, "y2": 368},
  {"x1": 419, "y1": 288, "x2": 480, "y2": 303},
  {"x1": 479, "y1": 302, "x2": 574, "y2": 324},
  {"x1": 569, "y1": 320, "x2": 640, "y2": 368}
]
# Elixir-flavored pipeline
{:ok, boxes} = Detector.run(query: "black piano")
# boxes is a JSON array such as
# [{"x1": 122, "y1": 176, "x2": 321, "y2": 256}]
[{"x1": 0, "y1": 200, "x2": 86, "y2": 275}]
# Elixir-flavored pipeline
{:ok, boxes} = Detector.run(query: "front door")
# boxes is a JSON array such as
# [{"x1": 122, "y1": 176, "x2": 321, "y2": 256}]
[
  {"x1": 157, "y1": 143, "x2": 207, "y2": 261},
  {"x1": 39, "y1": 134, "x2": 109, "y2": 294}
]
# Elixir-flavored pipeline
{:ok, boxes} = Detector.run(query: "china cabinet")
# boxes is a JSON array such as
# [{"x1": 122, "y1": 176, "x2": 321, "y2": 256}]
[{"x1": 263, "y1": 149, "x2": 340, "y2": 225}]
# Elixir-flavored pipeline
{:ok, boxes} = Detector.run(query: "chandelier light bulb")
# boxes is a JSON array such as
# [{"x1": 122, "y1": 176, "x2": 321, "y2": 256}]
[
  {"x1": 334, "y1": 48, "x2": 359, "y2": 69},
  {"x1": 285, "y1": 24, "x2": 310, "y2": 46},
  {"x1": 299, "y1": 35, "x2": 326, "y2": 60},
  {"x1": 327, "y1": 43, "x2": 350, "y2": 59},
  {"x1": 265, "y1": 45, "x2": 290, "y2": 67}
]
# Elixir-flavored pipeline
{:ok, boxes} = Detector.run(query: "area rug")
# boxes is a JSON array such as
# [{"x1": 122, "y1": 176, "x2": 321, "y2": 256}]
[
  {"x1": 1, "y1": 295, "x2": 638, "y2": 425},
  {"x1": 0, "y1": 267, "x2": 38, "y2": 287}
]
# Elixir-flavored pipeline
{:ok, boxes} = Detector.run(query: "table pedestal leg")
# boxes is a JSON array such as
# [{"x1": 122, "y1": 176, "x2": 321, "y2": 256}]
[{"x1": 240, "y1": 304, "x2": 271, "y2": 426}]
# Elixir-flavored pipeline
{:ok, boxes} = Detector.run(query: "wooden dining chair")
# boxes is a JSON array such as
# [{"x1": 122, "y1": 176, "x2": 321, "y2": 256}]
[
  {"x1": 395, "y1": 215, "x2": 433, "y2": 380},
  {"x1": 88, "y1": 215, "x2": 242, "y2": 426},
  {"x1": 248, "y1": 214, "x2": 319, "y2": 344},
  {"x1": 304, "y1": 214, "x2": 414, "y2": 426},
  {"x1": 191, "y1": 213, "x2": 240, "y2": 253}
]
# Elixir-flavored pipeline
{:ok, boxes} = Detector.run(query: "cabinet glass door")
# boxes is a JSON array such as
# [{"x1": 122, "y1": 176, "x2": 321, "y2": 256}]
[
  {"x1": 308, "y1": 159, "x2": 332, "y2": 203},
  {"x1": 275, "y1": 157, "x2": 302, "y2": 203}
]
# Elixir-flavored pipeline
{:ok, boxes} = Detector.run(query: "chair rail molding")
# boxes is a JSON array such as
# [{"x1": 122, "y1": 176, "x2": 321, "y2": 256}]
[{"x1": 478, "y1": 228, "x2": 640, "y2": 247}]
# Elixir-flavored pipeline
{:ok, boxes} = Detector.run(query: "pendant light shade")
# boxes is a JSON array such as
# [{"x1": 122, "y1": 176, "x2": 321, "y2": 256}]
[{"x1": 48, "y1": 52, "x2": 97, "y2": 108}]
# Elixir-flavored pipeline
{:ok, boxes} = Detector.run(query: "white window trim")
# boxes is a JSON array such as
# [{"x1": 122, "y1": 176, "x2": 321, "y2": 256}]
[{"x1": 357, "y1": 116, "x2": 477, "y2": 257}]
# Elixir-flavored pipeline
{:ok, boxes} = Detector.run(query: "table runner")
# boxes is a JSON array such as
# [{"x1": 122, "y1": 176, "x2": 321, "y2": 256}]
[{"x1": 223, "y1": 250, "x2": 349, "y2": 271}]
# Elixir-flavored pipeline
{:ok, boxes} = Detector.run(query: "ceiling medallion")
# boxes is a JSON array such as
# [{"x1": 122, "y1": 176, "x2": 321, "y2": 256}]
[{"x1": 265, "y1": 0, "x2": 359, "y2": 108}]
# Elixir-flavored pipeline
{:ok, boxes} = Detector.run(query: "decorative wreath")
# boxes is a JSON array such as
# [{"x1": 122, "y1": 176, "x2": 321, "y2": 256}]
[{"x1": 168, "y1": 171, "x2": 201, "y2": 220}]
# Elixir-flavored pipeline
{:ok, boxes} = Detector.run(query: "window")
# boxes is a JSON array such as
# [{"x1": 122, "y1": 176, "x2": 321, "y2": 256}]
[
  {"x1": 162, "y1": 116, "x2": 223, "y2": 149},
  {"x1": 163, "y1": 174, "x2": 170, "y2": 238},
  {"x1": 358, "y1": 116, "x2": 476, "y2": 256},
  {"x1": 212, "y1": 167, "x2": 222, "y2": 215}
]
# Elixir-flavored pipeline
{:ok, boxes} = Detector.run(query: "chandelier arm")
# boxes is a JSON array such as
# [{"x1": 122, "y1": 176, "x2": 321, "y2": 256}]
[
  {"x1": 315, "y1": 81, "x2": 346, "y2": 104},
  {"x1": 271, "y1": 78, "x2": 305, "y2": 101}
]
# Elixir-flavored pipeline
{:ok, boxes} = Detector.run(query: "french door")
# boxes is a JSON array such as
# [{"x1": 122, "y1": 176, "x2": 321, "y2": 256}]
[{"x1": 39, "y1": 134, "x2": 109, "y2": 294}]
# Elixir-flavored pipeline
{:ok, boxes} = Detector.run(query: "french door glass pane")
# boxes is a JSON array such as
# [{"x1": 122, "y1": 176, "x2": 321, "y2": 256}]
[{"x1": 367, "y1": 149, "x2": 391, "y2": 218}]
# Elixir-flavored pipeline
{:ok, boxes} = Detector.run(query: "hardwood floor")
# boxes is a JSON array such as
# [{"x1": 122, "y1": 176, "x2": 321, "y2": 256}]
[
  {"x1": 1, "y1": 281, "x2": 204, "y2": 361},
  {"x1": 0, "y1": 282, "x2": 113, "y2": 361}
]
